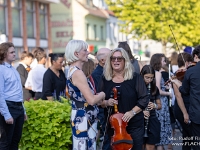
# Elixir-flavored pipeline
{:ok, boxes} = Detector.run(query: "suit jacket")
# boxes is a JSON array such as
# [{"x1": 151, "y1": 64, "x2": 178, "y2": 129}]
[{"x1": 16, "y1": 64, "x2": 32, "y2": 100}]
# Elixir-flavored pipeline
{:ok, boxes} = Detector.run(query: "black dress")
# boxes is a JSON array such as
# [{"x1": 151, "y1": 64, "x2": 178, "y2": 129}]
[
  {"x1": 41, "y1": 68, "x2": 66, "y2": 100},
  {"x1": 144, "y1": 87, "x2": 161, "y2": 145},
  {"x1": 98, "y1": 72, "x2": 148, "y2": 150}
]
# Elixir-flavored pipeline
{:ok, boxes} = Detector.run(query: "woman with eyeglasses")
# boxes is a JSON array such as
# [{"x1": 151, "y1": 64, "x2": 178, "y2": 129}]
[
  {"x1": 98, "y1": 48, "x2": 148, "y2": 150},
  {"x1": 140, "y1": 65, "x2": 161, "y2": 150},
  {"x1": 150, "y1": 53, "x2": 173, "y2": 150},
  {"x1": 65, "y1": 40, "x2": 105, "y2": 150},
  {"x1": 118, "y1": 41, "x2": 140, "y2": 74}
]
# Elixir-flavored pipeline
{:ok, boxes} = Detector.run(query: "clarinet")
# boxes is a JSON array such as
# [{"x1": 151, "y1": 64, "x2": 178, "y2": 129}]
[{"x1": 144, "y1": 83, "x2": 151, "y2": 137}]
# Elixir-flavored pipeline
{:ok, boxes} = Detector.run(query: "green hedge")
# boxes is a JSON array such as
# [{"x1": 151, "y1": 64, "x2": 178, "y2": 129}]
[{"x1": 19, "y1": 98, "x2": 72, "y2": 150}]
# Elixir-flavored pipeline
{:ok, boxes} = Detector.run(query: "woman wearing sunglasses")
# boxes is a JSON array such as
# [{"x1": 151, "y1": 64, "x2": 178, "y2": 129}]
[{"x1": 98, "y1": 48, "x2": 148, "y2": 150}]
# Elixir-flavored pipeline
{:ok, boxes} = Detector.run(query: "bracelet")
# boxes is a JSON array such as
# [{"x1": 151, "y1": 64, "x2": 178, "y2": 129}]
[{"x1": 154, "y1": 103, "x2": 158, "y2": 109}]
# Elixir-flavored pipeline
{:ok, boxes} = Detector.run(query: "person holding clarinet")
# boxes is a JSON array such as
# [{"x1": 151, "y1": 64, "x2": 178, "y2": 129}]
[{"x1": 140, "y1": 65, "x2": 162, "y2": 150}]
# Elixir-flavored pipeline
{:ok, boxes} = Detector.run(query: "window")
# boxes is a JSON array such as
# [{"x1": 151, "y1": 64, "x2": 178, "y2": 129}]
[
  {"x1": 87, "y1": 0, "x2": 92, "y2": 6},
  {"x1": 0, "y1": 0, "x2": 6, "y2": 34},
  {"x1": 15, "y1": 47, "x2": 23, "y2": 60},
  {"x1": 39, "y1": 3, "x2": 47, "y2": 39},
  {"x1": 26, "y1": 1, "x2": 34, "y2": 38},
  {"x1": 86, "y1": 23, "x2": 89, "y2": 39},
  {"x1": 11, "y1": 0, "x2": 22, "y2": 37},
  {"x1": 100, "y1": 26, "x2": 103, "y2": 40},
  {"x1": 94, "y1": 25, "x2": 97, "y2": 40}
]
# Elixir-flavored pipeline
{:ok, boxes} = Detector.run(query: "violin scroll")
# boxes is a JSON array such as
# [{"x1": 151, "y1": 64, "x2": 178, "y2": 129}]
[{"x1": 112, "y1": 87, "x2": 118, "y2": 113}]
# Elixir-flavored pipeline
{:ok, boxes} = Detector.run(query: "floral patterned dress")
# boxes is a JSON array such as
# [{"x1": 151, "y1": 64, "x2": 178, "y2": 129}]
[
  {"x1": 67, "y1": 66, "x2": 99, "y2": 150},
  {"x1": 156, "y1": 76, "x2": 173, "y2": 146}
]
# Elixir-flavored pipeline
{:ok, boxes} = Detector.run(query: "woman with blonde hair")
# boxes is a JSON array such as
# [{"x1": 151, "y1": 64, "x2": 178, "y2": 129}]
[
  {"x1": 99, "y1": 48, "x2": 148, "y2": 150},
  {"x1": 65, "y1": 40, "x2": 105, "y2": 150}
]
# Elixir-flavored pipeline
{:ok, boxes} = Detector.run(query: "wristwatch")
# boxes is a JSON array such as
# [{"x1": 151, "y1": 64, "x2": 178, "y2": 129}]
[{"x1": 132, "y1": 110, "x2": 136, "y2": 116}]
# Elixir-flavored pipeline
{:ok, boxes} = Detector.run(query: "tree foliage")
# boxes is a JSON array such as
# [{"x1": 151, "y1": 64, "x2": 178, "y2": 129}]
[{"x1": 106, "y1": 0, "x2": 200, "y2": 53}]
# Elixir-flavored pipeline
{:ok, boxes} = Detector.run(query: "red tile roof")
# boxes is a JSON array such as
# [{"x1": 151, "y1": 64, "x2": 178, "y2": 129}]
[
  {"x1": 105, "y1": 10, "x2": 115, "y2": 17},
  {"x1": 77, "y1": 1, "x2": 109, "y2": 19}
]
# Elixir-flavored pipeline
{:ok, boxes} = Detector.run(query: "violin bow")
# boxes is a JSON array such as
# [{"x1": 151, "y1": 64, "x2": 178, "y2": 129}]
[{"x1": 169, "y1": 25, "x2": 186, "y2": 64}]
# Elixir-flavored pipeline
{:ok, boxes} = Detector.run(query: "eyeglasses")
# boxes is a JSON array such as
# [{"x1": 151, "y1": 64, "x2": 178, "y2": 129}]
[
  {"x1": 110, "y1": 56, "x2": 124, "y2": 62},
  {"x1": 144, "y1": 76, "x2": 154, "y2": 80}
]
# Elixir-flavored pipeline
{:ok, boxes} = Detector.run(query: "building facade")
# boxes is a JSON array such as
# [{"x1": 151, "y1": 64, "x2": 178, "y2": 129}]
[
  {"x1": 50, "y1": 0, "x2": 108, "y2": 54},
  {"x1": 0, "y1": 0, "x2": 59, "y2": 61}
]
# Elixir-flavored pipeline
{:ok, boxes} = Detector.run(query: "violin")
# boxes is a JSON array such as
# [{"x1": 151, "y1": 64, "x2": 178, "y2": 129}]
[
  {"x1": 164, "y1": 62, "x2": 196, "y2": 86},
  {"x1": 109, "y1": 87, "x2": 132, "y2": 150}
]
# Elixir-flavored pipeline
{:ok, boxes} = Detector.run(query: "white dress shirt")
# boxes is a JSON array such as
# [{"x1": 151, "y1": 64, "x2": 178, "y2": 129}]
[
  {"x1": 25, "y1": 64, "x2": 47, "y2": 92},
  {"x1": 30, "y1": 58, "x2": 38, "y2": 69}
]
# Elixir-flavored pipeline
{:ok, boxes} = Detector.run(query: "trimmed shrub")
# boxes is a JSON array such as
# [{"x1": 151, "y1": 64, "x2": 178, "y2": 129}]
[{"x1": 19, "y1": 98, "x2": 72, "y2": 150}]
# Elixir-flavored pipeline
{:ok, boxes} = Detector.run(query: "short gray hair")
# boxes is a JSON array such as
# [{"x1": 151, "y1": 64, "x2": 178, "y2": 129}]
[{"x1": 65, "y1": 40, "x2": 88, "y2": 63}]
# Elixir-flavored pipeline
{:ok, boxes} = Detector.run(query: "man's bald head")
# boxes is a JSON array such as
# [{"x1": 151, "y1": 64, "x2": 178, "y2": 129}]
[{"x1": 96, "y1": 48, "x2": 111, "y2": 62}]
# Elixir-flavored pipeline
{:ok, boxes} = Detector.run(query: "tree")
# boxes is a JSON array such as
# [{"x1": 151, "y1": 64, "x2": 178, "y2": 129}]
[{"x1": 106, "y1": 0, "x2": 200, "y2": 54}]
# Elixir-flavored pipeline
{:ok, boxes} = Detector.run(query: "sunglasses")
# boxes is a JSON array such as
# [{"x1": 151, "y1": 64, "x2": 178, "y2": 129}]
[{"x1": 110, "y1": 56, "x2": 124, "y2": 62}]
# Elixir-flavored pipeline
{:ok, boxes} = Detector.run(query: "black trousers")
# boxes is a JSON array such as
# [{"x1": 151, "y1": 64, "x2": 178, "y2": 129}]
[
  {"x1": 191, "y1": 122, "x2": 200, "y2": 150},
  {"x1": 174, "y1": 104, "x2": 192, "y2": 150},
  {"x1": 0, "y1": 101, "x2": 24, "y2": 150},
  {"x1": 34, "y1": 92, "x2": 42, "y2": 100}
]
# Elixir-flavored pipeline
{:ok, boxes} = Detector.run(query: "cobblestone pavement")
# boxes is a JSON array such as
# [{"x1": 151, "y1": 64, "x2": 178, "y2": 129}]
[{"x1": 168, "y1": 129, "x2": 182, "y2": 150}]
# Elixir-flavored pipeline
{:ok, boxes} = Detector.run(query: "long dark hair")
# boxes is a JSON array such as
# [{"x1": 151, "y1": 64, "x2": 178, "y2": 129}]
[
  {"x1": 140, "y1": 65, "x2": 157, "y2": 95},
  {"x1": 150, "y1": 53, "x2": 165, "y2": 71},
  {"x1": 0, "y1": 42, "x2": 14, "y2": 64},
  {"x1": 118, "y1": 41, "x2": 135, "y2": 61}
]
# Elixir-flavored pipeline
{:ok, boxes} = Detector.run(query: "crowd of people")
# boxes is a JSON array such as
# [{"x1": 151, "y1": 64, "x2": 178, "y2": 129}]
[{"x1": 0, "y1": 40, "x2": 200, "y2": 150}]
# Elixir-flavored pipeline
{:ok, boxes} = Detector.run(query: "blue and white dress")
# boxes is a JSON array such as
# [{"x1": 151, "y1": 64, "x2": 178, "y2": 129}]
[
  {"x1": 67, "y1": 66, "x2": 99, "y2": 150},
  {"x1": 156, "y1": 76, "x2": 172, "y2": 146}
]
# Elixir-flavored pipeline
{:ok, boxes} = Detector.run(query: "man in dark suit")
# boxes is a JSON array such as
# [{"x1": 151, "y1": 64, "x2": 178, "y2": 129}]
[
  {"x1": 172, "y1": 45, "x2": 200, "y2": 150},
  {"x1": 16, "y1": 51, "x2": 34, "y2": 101}
]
